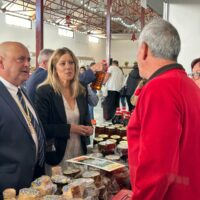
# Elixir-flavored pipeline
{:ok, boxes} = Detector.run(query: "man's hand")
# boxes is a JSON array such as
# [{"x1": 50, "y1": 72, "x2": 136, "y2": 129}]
[{"x1": 90, "y1": 63, "x2": 104, "y2": 73}]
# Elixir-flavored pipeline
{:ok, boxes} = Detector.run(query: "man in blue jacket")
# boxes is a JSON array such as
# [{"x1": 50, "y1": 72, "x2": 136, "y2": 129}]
[{"x1": 26, "y1": 49, "x2": 54, "y2": 102}]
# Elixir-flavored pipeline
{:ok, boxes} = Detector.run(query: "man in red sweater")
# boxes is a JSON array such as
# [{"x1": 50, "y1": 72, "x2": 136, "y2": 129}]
[{"x1": 127, "y1": 18, "x2": 200, "y2": 199}]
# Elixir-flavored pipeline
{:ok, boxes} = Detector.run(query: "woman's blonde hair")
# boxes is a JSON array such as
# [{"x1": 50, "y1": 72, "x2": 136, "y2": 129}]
[{"x1": 40, "y1": 47, "x2": 85, "y2": 98}]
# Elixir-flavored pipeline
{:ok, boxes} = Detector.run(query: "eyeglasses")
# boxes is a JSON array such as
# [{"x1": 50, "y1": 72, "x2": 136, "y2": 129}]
[{"x1": 188, "y1": 72, "x2": 200, "y2": 80}]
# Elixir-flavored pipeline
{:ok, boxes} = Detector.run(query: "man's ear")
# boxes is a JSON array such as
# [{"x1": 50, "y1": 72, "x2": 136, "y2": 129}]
[
  {"x1": 140, "y1": 42, "x2": 148, "y2": 61},
  {"x1": 0, "y1": 56, "x2": 4, "y2": 69}
]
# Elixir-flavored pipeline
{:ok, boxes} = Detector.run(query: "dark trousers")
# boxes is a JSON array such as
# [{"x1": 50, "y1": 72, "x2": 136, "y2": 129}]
[
  {"x1": 102, "y1": 91, "x2": 120, "y2": 121},
  {"x1": 120, "y1": 96, "x2": 126, "y2": 107}
]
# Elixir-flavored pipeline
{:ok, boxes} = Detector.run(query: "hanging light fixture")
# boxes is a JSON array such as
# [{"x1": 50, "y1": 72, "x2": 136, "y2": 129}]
[
  {"x1": 66, "y1": 15, "x2": 71, "y2": 27},
  {"x1": 131, "y1": 32, "x2": 137, "y2": 42}
]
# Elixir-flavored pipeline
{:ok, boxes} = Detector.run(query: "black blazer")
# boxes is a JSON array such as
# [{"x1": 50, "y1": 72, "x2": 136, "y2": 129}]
[
  {"x1": 0, "y1": 81, "x2": 45, "y2": 198},
  {"x1": 35, "y1": 84, "x2": 90, "y2": 165}
]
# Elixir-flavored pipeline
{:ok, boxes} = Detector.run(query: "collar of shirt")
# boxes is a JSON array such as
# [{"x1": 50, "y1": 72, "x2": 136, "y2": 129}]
[
  {"x1": 0, "y1": 76, "x2": 19, "y2": 96},
  {"x1": 39, "y1": 66, "x2": 47, "y2": 71}
]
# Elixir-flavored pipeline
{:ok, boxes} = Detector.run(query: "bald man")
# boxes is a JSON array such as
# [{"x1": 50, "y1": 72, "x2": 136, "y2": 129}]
[{"x1": 0, "y1": 41, "x2": 45, "y2": 198}]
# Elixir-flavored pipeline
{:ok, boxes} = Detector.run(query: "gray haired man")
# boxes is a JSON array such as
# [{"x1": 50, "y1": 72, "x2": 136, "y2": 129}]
[
  {"x1": 26, "y1": 49, "x2": 54, "y2": 102},
  {"x1": 127, "y1": 18, "x2": 200, "y2": 200}
]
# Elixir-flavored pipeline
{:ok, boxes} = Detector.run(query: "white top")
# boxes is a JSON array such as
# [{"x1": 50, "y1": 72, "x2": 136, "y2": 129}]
[
  {"x1": 106, "y1": 65, "x2": 124, "y2": 91},
  {"x1": 60, "y1": 96, "x2": 82, "y2": 168},
  {"x1": 0, "y1": 76, "x2": 38, "y2": 154}
]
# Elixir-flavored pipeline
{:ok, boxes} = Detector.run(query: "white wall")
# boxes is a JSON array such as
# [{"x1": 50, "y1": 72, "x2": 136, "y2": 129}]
[
  {"x1": 0, "y1": 13, "x2": 106, "y2": 66},
  {"x1": 0, "y1": 13, "x2": 138, "y2": 68},
  {"x1": 169, "y1": 0, "x2": 200, "y2": 72},
  {"x1": 111, "y1": 39, "x2": 138, "y2": 67}
]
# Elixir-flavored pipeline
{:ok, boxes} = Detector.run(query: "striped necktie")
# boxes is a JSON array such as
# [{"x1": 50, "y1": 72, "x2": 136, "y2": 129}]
[{"x1": 17, "y1": 88, "x2": 45, "y2": 167}]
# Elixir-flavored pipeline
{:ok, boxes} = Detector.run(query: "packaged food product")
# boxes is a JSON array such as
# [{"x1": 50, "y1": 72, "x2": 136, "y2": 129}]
[
  {"x1": 51, "y1": 175, "x2": 70, "y2": 185},
  {"x1": 110, "y1": 135, "x2": 121, "y2": 143},
  {"x1": 93, "y1": 137, "x2": 104, "y2": 145},
  {"x1": 98, "y1": 140, "x2": 116, "y2": 155},
  {"x1": 119, "y1": 140, "x2": 128, "y2": 145},
  {"x1": 106, "y1": 139, "x2": 117, "y2": 144},
  {"x1": 95, "y1": 125, "x2": 105, "y2": 137},
  {"x1": 98, "y1": 134, "x2": 109, "y2": 140},
  {"x1": 118, "y1": 127, "x2": 127, "y2": 137},
  {"x1": 42, "y1": 195, "x2": 65, "y2": 200},
  {"x1": 3, "y1": 188, "x2": 16, "y2": 200},
  {"x1": 51, "y1": 175, "x2": 70, "y2": 195},
  {"x1": 32, "y1": 175, "x2": 56, "y2": 196},
  {"x1": 62, "y1": 179, "x2": 85, "y2": 199},
  {"x1": 18, "y1": 188, "x2": 40, "y2": 200},
  {"x1": 107, "y1": 126, "x2": 116, "y2": 137},
  {"x1": 82, "y1": 171, "x2": 102, "y2": 188},
  {"x1": 117, "y1": 143, "x2": 128, "y2": 161},
  {"x1": 51, "y1": 166, "x2": 63, "y2": 176},
  {"x1": 63, "y1": 167, "x2": 80, "y2": 178},
  {"x1": 122, "y1": 136, "x2": 127, "y2": 140}
]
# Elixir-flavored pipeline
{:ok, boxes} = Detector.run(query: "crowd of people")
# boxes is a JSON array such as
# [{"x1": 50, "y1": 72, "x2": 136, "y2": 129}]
[{"x1": 0, "y1": 18, "x2": 200, "y2": 199}]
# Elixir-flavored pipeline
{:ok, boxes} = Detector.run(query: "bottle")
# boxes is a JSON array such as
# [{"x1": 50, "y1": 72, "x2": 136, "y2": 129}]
[{"x1": 91, "y1": 71, "x2": 106, "y2": 90}]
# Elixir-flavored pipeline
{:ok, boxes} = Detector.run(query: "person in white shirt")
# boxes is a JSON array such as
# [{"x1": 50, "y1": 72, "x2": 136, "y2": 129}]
[{"x1": 102, "y1": 60, "x2": 124, "y2": 120}]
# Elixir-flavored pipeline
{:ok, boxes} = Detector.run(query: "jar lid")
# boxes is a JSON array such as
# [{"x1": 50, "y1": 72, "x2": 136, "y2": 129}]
[
  {"x1": 119, "y1": 140, "x2": 128, "y2": 145},
  {"x1": 117, "y1": 143, "x2": 128, "y2": 149},
  {"x1": 107, "y1": 139, "x2": 117, "y2": 143},
  {"x1": 111, "y1": 135, "x2": 121, "y2": 139},
  {"x1": 94, "y1": 137, "x2": 104, "y2": 142},
  {"x1": 122, "y1": 136, "x2": 127, "y2": 140},
  {"x1": 98, "y1": 134, "x2": 108, "y2": 138}
]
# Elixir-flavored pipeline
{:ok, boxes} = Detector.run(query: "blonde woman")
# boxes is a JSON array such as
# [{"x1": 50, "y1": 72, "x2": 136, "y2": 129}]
[{"x1": 35, "y1": 47, "x2": 93, "y2": 167}]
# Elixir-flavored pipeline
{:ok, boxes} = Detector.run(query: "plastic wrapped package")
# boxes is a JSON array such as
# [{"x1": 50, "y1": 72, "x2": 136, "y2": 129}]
[
  {"x1": 82, "y1": 171, "x2": 102, "y2": 188},
  {"x1": 42, "y1": 195, "x2": 65, "y2": 200},
  {"x1": 51, "y1": 175, "x2": 70, "y2": 194},
  {"x1": 3, "y1": 188, "x2": 16, "y2": 200},
  {"x1": 32, "y1": 175, "x2": 57, "y2": 196},
  {"x1": 51, "y1": 166, "x2": 63, "y2": 176},
  {"x1": 63, "y1": 167, "x2": 81, "y2": 178},
  {"x1": 62, "y1": 178, "x2": 99, "y2": 200},
  {"x1": 116, "y1": 143, "x2": 128, "y2": 161},
  {"x1": 62, "y1": 180, "x2": 85, "y2": 199},
  {"x1": 18, "y1": 188, "x2": 40, "y2": 200}
]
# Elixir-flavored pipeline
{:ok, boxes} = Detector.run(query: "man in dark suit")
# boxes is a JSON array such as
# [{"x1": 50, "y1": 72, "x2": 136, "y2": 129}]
[
  {"x1": 26, "y1": 49, "x2": 54, "y2": 102},
  {"x1": 0, "y1": 41, "x2": 45, "y2": 199}
]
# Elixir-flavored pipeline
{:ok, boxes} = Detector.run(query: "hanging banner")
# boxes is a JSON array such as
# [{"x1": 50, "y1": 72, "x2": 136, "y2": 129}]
[{"x1": 141, "y1": 0, "x2": 147, "y2": 9}]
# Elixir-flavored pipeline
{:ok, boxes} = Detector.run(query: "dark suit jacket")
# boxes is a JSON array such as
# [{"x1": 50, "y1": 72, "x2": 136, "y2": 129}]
[
  {"x1": 26, "y1": 67, "x2": 47, "y2": 102},
  {"x1": 35, "y1": 84, "x2": 90, "y2": 165},
  {"x1": 0, "y1": 81, "x2": 45, "y2": 198}
]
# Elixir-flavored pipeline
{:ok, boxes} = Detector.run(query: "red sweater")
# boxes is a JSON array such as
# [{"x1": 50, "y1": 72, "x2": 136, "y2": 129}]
[{"x1": 127, "y1": 68, "x2": 200, "y2": 200}]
